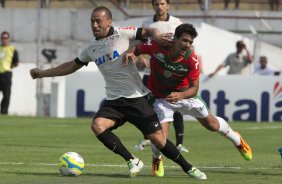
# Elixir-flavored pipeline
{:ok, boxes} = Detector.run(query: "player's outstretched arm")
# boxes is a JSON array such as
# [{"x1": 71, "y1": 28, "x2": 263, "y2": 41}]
[{"x1": 29, "y1": 60, "x2": 83, "y2": 79}]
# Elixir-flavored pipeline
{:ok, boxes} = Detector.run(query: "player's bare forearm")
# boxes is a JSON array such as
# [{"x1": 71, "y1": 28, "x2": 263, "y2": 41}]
[
  {"x1": 165, "y1": 86, "x2": 198, "y2": 103},
  {"x1": 165, "y1": 78, "x2": 199, "y2": 103},
  {"x1": 29, "y1": 60, "x2": 83, "y2": 79}
]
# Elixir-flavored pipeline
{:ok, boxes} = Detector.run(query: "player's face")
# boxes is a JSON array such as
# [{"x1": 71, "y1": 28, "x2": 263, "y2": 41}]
[
  {"x1": 152, "y1": 0, "x2": 169, "y2": 18},
  {"x1": 173, "y1": 33, "x2": 194, "y2": 56},
  {"x1": 91, "y1": 10, "x2": 112, "y2": 39}
]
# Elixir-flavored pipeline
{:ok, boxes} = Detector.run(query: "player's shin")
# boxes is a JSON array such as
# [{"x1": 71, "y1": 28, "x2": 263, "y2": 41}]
[
  {"x1": 159, "y1": 139, "x2": 192, "y2": 172},
  {"x1": 151, "y1": 143, "x2": 162, "y2": 159},
  {"x1": 96, "y1": 130, "x2": 134, "y2": 161},
  {"x1": 216, "y1": 116, "x2": 240, "y2": 146}
]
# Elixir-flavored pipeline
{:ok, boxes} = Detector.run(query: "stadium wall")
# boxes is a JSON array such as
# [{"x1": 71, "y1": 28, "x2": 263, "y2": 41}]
[{"x1": 6, "y1": 63, "x2": 282, "y2": 122}]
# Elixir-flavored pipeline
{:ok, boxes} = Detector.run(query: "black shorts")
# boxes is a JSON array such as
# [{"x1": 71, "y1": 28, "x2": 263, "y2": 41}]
[{"x1": 94, "y1": 95, "x2": 161, "y2": 135}]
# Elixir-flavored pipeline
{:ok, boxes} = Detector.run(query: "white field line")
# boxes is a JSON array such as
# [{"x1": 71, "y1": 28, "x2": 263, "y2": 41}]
[
  {"x1": 244, "y1": 126, "x2": 282, "y2": 130},
  {"x1": 0, "y1": 162, "x2": 279, "y2": 170}
]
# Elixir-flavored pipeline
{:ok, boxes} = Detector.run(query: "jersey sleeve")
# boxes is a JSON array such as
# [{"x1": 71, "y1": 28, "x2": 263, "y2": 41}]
[
  {"x1": 187, "y1": 52, "x2": 200, "y2": 81},
  {"x1": 118, "y1": 26, "x2": 140, "y2": 40},
  {"x1": 77, "y1": 44, "x2": 92, "y2": 63}
]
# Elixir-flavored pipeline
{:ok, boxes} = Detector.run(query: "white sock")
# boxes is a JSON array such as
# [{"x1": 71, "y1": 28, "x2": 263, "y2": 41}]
[
  {"x1": 150, "y1": 143, "x2": 162, "y2": 159},
  {"x1": 216, "y1": 116, "x2": 241, "y2": 146}
]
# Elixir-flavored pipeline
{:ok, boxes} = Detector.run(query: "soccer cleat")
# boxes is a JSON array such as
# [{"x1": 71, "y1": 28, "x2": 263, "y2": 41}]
[
  {"x1": 187, "y1": 167, "x2": 207, "y2": 180},
  {"x1": 236, "y1": 132, "x2": 252, "y2": 161},
  {"x1": 127, "y1": 158, "x2": 144, "y2": 177},
  {"x1": 177, "y1": 144, "x2": 189, "y2": 153},
  {"x1": 133, "y1": 139, "x2": 151, "y2": 151},
  {"x1": 152, "y1": 157, "x2": 164, "y2": 177}
]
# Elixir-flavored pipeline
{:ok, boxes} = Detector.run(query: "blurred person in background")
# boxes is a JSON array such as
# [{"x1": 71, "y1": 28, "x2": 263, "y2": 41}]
[
  {"x1": 198, "y1": 0, "x2": 211, "y2": 11},
  {"x1": 209, "y1": 40, "x2": 252, "y2": 77},
  {"x1": 134, "y1": 0, "x2": 189, "y2": 154},
  {"x1": 269, "y1": 0, "x2": 279, "y2": 11},
  {"x1": 30, "y1": 6, "x2": 207, "y2": 179},
  {"x1": 0, "y1": 0, "x2": 5, "y2": 8},
  {"x1": 253, "y1": 56, "x2": 279, "y2": 76},
  {"x1": 224, "y1": 0, "x2": 240, "y2": 10},
  {"x1": 0, "y1": 31, "x2": 19, "y2": 114}
]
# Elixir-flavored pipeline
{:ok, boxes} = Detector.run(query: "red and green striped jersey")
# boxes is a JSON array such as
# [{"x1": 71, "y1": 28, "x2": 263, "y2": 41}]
[{"x1": 137, "y1": 40, "x2": 200, "y2": 98}]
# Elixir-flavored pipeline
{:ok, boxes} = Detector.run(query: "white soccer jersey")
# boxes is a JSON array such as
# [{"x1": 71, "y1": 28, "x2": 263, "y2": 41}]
[
  {"x1": 77, "y1": 27, "x2": 150, "y2": 100},
  {"x1": 142, "y1": 15, "x2": 183, "y2": 74},
  {"x1": 142, "y1": 15, "x2": 183, "y2": 34}
]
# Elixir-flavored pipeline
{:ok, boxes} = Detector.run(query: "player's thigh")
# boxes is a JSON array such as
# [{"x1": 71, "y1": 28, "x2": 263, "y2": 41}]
[
  {"x1": 179, "y1": 97, "x2": 209, "y2": 118},
  {"x1": 92, "y1": 102, "x2": 127, "y2": 134},
  {"x1": 126, "y1": 96, "x2": 162, "y2": 135}
]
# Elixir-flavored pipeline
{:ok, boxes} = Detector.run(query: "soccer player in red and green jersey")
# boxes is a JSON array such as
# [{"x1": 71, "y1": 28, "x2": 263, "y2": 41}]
[{"x1": 125, "y1": 23, "x2": 253, "y2": 177}]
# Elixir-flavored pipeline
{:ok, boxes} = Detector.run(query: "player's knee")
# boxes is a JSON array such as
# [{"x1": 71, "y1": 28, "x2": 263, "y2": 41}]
[
  {"x1": 147, "y1": 131, "x2": 166, "y2": 148},
  {"x1": 91, "y1": 119, "x2": 106, "y2": 135}
]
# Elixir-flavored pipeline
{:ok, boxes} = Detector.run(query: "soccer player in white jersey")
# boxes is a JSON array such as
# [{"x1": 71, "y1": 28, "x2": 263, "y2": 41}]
[
  {"x1": 30, "y1": 6, "x2": 207, "y2": 179},
  {"x1": 125, "y1": 23, "x2": 253, "y2": 177},
  {"x1": 134, "y1": 0, "x2": 189, "y2": 159}
]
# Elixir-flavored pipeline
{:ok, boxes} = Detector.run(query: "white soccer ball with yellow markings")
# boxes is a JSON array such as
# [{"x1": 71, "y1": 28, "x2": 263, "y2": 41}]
[{"x1": 58, "y1": 152, "x2": 84, "y2": 176}]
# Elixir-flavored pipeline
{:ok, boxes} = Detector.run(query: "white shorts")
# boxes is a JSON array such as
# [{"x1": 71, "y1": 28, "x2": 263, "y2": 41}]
[{"x1": 153, "y1": 96, "x2": 209, "y2": 123}]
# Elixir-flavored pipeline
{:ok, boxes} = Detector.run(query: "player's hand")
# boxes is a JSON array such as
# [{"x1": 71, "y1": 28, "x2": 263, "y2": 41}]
[
  {"x1": 165, "y1": 92, "x2": 183, "y2": 104},
  {"x1": 29, "y1": 68, "x2": 44, "y2": 79},
  {"x1": 154, "y1": 33, "x2": 175, "y2": 47},
  {"x1": 123, "y1": 52, "x2": 137, "y2": 66},
  {"x1": 139, "y1": 56, "x2": 149, "y2": 67}
]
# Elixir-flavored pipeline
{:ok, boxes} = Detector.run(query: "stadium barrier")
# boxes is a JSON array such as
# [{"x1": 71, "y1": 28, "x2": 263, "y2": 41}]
[{"x1": 8, "y1": 63, "x2": 282, "y2": 122}]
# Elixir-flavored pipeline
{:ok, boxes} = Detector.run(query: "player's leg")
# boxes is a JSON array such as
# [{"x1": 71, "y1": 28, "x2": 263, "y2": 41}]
[
  {"x1": 178, "y1": 96, "x2": 252, "y2": 161},
  {"x1": 150, "y1": 122, "x2": 169, "y2": 177},
  {"x1": 91, "y1": 100, "x2": 144, "y2": 177},
  {"x1": 133, "y1": 134, "x2": 151, "y2": 151},
  {"x1": 132, "y1": 74, "x2": 151, "y2": 151},
  {"x1": 186, "y1": 96, "x2": 252, "y2": 161},
  {"x1": 148, "y1": 98, "x2": 206, "y2": 179},
  {"x1": 147, "y1": 130, "x2": 206, "y2": 179},
  {"x1": 173, "y1": 111, "x2": 189, "y2": 152},
  {"x1": 197, "y1": 114, "x2": 252, "y2": 161},
  {"x1": 128, "y1": 97, "x2": 206, "y2": 179}
]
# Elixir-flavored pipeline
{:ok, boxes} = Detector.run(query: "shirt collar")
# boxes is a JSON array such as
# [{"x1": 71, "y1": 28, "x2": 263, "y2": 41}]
[
  {"x1": 95, "y1": 26, "x2": 114, "y2": 40},
  {"x1": 153, "y1": 14, "x2": 170, "y2": 22}
]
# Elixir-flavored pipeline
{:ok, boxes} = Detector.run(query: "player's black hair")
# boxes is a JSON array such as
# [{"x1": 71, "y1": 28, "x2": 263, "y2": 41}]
[
  {"x1": 152, "y1": 0, "x2": 170, "y2": 5},
  {"x1": 174, "y1": 23, "x2": 198, "y2": 39},
  {"x1": 93, "y1": 6, "x2": 112, "y2": 20}
]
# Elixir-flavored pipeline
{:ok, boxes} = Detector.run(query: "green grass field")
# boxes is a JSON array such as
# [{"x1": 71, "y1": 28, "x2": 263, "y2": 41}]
[{"x1": 0, "y1": 115, "x2": 281, "y2": 184}]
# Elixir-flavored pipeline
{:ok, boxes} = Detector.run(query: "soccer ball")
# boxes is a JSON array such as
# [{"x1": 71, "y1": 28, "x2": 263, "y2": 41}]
[{"x1": 58, "y1": 152, "x2": 85, "y2": 176}]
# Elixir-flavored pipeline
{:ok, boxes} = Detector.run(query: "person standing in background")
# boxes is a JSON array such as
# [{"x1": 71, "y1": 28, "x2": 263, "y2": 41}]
[
  {"x1": 0, "y1": 31, "x2": 19, "y2": 114},
  {"x1": 269, "y1": 0, "x2": 279, "y2": 11},
  {"x1": 224, "y1": 0, "x2": 240, "y2": 10},
  {"x1": 0, "y1": 0, "x2": 6, "y2": 8},
  {"x1": 134, "y1": 0, "x2": 189, "y2": 154},
  {"x1": 253, "y1": 56, "x2": 278, "y2": 76},
  {"x1": 209, "y1": 40, "x2": 252, "y2": 77}
]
